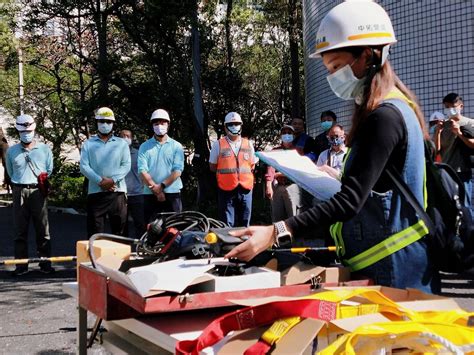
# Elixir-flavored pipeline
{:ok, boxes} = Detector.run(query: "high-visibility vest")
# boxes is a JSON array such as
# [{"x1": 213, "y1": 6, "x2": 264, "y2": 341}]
[
  {"x1": 330, "y1": 90, "x2": 429, "y2": 272},
  {"x1": 216, "y1": 137, "x2": 254, "y2": 191}
]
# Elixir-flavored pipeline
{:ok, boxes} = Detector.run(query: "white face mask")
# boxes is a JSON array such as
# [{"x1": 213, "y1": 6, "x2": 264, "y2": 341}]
[
  {"x1": 227, "y1": 124, "x2": 242, "y2": 136},
  {"x1": 154, "y1": 124, "x2": 168, "y2": 136},
  {"x1": 123, "y1": 137, "x2": 132, "y2": 146},
  {"x1": 327, "y1": 63, "x2": 365, "y2": 101},
  {"x1": 19, "y1": 131, "x2": 34, "y2": 144},
  {"x1": 97, "y1": 122, "x2": 113, "y2": 134},
  {"x1": 281, "y1": 134, "x2": 294, "y2": 143},
  {"x1": 444, "y1": 107, "x2": 460, "y2": 118}
]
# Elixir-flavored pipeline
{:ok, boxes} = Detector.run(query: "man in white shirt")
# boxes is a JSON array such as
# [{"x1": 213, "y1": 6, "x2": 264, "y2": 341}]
[{"x1": 316, "y1": 124, "x2": 347, "y2": 180}]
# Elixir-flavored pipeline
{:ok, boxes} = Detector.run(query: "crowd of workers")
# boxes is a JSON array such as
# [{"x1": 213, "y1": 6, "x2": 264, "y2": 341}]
[{"x1": 2, "y1": 1, "x2": 473, "y2": 293}]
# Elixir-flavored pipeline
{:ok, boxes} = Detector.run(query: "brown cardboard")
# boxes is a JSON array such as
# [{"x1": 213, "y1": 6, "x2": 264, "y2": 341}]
[
  {"x1": 76, "y1": 240, "x2": 131, "y2": 279},
  {"x1": 281, "y1": 262, "x2": 350, "y2": 286},
  {"x1": 218, "y1": 319, "x2": 325, "y2": 355}
]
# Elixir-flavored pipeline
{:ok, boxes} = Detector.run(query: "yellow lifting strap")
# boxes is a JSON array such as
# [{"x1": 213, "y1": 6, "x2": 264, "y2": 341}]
[
  {"x1": 319, "y1": 321, "x2": 474, "y2": 355},
  {"x1": 258, "y1": 288, "x2": 474, "y2": 349}
]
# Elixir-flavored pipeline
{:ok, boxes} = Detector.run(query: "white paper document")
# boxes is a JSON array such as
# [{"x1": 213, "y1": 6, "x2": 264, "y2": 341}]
[{"x1": 257, "y1": 150, "x2": 341, "y2": 201}]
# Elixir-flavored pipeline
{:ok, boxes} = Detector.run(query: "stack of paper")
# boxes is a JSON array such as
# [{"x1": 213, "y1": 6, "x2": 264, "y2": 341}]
[{"x1": 257, "y1": 150, "x2": 341, "y2": 201}]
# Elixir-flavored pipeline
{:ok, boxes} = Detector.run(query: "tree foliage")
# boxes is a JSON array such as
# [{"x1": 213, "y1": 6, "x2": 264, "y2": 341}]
[{"x1": 0, "y1": 0, "x2": 304, "y2": 203}]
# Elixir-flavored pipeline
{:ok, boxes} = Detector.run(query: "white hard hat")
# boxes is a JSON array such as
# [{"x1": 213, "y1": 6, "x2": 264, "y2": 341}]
[
  {"x1": 310, "y1": 0, "x2": 397, "y2": 58},
  {"x1": 15, "y1": 114, "x2": 36, "y2": 132},
  {"x1": 95, "y1": 107, "x2": 115, "y2": 121},
  {"x1": 150, "y1": 109, "x2": 170, "y2": 122},
  {"x1": 224, "y1": 112, "x2": 242, "y2": 124},
  {"x1": 429, "y1": 111, "x2": 445, "y2": 122}
]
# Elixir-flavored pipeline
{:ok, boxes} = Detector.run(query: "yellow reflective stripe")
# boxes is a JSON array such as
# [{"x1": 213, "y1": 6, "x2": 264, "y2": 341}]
[
  {"x1": 316, "y1": 41, "x2": 330, "y2": 49},
  {"x1": 384, "y1": 89, "x2": 416, "y2": 110},
  {"x1": 344, "y1": 220, "x2": 429, "y2": 272},
  {"x1": 348, "y1": 32, "x2": 394, "y2": 41},
  {"x1": 260, "y1": 316, "x2": 301, "y2": 346},
  {"x1": 329, "y1": 222, "x2": 345, "y2": 257}
]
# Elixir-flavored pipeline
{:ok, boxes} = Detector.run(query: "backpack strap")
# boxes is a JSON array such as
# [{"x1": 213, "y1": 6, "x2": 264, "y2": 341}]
[{"x1": 385, "y1": 166, "x2": 436, "y2": 235}]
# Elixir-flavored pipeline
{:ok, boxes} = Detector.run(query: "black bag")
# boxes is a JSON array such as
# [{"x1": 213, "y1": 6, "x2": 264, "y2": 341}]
[{"x1": 386, "y1": 141, "x2": 474, "y2": 274}]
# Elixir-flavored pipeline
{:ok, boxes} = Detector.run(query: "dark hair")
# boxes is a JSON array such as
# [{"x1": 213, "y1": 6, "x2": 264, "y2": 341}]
[
  {"x1": 291, "y1": 117, "x2": 305, "y2": 123},
  {"x1": 442, "y1": 93, "x2": 463, "y2": 105},
  {"x1": 320, "y1": 110, "x2": 337, "y2": 121}
]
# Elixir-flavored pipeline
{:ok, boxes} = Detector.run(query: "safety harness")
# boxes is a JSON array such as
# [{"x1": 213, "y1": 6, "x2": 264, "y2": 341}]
[{"x1": 175, "y1": 288, "x2": 474, "y2": 354}]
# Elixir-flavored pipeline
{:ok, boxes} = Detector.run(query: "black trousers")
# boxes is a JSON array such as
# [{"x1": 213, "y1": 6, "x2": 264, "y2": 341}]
[
  {"x1": 125, "y1": 194, "x2": 146, "y2": 238},
  {"x1": 86, "y1": 192, "x2": 127, "y2": 237},
  {"x1": 144, "y1": 193, "x2": 182, "y2": 223}
]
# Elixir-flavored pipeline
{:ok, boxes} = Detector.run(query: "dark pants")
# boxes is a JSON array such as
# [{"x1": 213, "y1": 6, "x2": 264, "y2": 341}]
[
  {"x1": 217, "y1": 186, "x2": 252, "y2": 227},
  {"x1": 144, "y1": 193, "x2": 182, "y2": 223},
  {"x1": 12, "y1": 186, "x2": 51, "y2": 260},
  {"x1": 125, "y1": 194, "x2": 146, "y2": 238},
  {"x1": 86, "y1": 192, "x2": 127, "y2": 237}
]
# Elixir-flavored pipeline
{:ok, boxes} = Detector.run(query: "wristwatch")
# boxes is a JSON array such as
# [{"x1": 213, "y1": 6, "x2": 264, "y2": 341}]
[
  {"x1": 273, "y1": 221, "x2": 292, "y2": 247},
  {"x1": 160, "y1": 182, "x2": 167, "y2": 190}
]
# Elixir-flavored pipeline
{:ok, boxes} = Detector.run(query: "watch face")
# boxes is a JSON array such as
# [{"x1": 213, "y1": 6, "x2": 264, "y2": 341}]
[{"x1": 278, "y1": 235, "x2": 292, "y2": 247}]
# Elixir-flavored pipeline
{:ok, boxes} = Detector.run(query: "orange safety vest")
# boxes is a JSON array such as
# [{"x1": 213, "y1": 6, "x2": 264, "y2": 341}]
[{"x1": 216, "y1": 137, "x2": 254, "y2": 191}]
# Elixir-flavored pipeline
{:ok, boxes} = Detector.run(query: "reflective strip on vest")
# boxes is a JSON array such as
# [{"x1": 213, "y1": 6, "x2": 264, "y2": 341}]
[
  {"x1": 329, "y1": 147, "x2": 351, "y2": 257},
  {"x1": 343, "y1": 219, "x2": 429, "y2": 272},
  {"x1": 217, "y1": 167, "x2": 252, "y2": 174}
]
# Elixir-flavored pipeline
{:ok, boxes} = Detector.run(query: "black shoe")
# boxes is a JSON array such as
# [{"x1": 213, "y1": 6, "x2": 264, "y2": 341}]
[
  {"x1": 39, "y1": 263, "x2": 55, "y2": 274},
  {"x1": 12, "y1": 266, "x2": 29, "y2": 277}
]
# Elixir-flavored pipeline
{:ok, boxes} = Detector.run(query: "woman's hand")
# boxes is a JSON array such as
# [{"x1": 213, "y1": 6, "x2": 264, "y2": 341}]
[{"x1": 224, "y1": 225, "x2": 275, "y2": 262}]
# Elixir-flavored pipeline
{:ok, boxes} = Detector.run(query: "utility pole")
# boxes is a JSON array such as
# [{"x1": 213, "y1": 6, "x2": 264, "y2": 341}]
[{"x1": 18, "y1": 46, "x2": 24, "y2": 115}]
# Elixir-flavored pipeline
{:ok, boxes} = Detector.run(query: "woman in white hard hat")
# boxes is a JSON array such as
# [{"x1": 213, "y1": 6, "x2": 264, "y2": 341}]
[{"x1": 227, "y1": 0, "x2": 439, "y2": 292}]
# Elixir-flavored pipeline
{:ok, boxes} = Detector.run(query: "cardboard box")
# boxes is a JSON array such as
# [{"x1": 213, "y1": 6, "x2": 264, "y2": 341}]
[
  {"x1": 195, "y1": 266, "x2": 281, "y2": 293},
  {"x1": 76, "y1": 240, "x2": 131, "y2": 279},
  {"x1": 281, "y1": 262, "x2": 351, "y2": 286}
]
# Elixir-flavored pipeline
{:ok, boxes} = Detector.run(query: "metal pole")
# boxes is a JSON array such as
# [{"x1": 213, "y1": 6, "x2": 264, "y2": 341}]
[{"x1": 18, "y1": 46, "x2": 24, "y2": 115}]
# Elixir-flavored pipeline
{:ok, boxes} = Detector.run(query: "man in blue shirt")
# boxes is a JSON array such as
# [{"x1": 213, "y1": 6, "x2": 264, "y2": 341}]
[
  {"x1": 80, "y1": 107, "x2": 131, "y2": 237},
  {"x1": 119, "y1": 129, "x2": 146, "y2": 238},
  {"x1": 6, "y1": 114, "x2": 54, "y2": 276},
  {"x1": 138, "y1": 109, "x2": 185, "y2": 222}
]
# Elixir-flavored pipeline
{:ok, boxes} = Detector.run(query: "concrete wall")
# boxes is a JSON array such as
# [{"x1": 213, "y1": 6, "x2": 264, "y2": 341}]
[{"x1": 303, "y1": 1, "x2": 474, "y2": 136}]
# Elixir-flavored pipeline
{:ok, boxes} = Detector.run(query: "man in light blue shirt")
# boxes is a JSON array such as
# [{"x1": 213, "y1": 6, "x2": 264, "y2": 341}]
[
  {"x1": 80, "y1": 107, "x2": 131, "y2": 237},
  {"x1": 138, "y1": 109, "x2": 184, "y2": 222},
  {"x1": 6, "y1": 114, "x2": 54, "y2": 276}
]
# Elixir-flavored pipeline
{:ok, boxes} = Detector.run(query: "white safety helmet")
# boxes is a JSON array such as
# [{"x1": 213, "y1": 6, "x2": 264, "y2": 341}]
[
  {"x1": 224, "y1": 112, "x2": 243, "y2": 124},
  {"x1": 15, "y1": 114, "x2": 36, "y2": 132},
  {"x1": 150, "y1": 109, "x2": 170, "y2": 122},
  {"x1": 429, "y1": 111, "x2": 445, "y2": 122},
  {"x1": 95, "y1": 107, "x2": 115, "y2": 121},
  {"x1": 310, "y1": 0, "x2": 397, "y2": 59}
]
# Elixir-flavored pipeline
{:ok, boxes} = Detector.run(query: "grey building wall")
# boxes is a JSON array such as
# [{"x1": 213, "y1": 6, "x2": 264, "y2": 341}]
[{"x1": 303, "y1": 1, "x2": 474, "y2": 137}]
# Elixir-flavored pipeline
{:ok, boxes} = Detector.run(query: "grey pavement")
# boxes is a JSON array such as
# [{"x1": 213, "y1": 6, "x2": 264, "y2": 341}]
[{"x1": 0, "y1": 205, "x2": 473, "y2": 354}]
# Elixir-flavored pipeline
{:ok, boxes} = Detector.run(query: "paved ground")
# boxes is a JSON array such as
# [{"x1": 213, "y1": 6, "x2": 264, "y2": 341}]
[{"x1": 0, "y1": 204, "x2": 473, "y2": 354}]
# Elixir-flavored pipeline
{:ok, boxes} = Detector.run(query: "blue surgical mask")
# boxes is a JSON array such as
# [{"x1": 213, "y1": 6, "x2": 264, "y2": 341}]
[
  {"x1": 123, "y1": 137, "x2": 132, "y2": 146},
  {"x1": 329, "y1": 136, "x2": 345, "y2": 146},
  {"x1": 444, "y1": 107, "x2": 460, "y2": 118},
  {"x1": 97, "y1": 122, "x2": 113, "y2": 134},
  {"x1": 326, "y1": 63, "x2": 365, "y2": 101},
  {"x1": 19, "y1": 131, "x2": 34, "y2": 144},
  {"x1": 429, "y1": 126, "x2": 437, "y2": 137},
  {"x1": 321, "y1": 121, "x2": 333, "y2": 131},
  {"x1": 281, "y1": 134, "x2": 294, "y2": 143}
]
